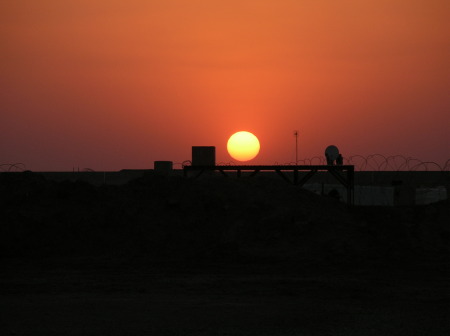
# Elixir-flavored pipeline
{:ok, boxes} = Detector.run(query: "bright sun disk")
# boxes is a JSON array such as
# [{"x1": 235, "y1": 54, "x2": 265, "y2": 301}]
[{"x1": 227, "y1": 131, "x2": 260, "y2": 161}]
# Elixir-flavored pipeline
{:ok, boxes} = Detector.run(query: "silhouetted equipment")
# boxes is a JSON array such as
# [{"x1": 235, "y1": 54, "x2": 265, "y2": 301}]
[
  {"x1": 184, "y1": 164, "x2": 355, "y2": 205},
  {"x1": 325, "y1": 145, "x2": 341, "y2": 165},
  {"x1": 192, "y1": 146, "x2": 215, "y2": 166},
  {"x1": 154, "y1": 161, "x2": 173, "y2": 175}
]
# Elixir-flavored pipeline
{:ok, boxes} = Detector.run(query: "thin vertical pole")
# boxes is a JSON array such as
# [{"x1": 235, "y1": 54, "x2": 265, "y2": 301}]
[{"x1": 294, "y1": 130, "x2": 298, "y2": 165}]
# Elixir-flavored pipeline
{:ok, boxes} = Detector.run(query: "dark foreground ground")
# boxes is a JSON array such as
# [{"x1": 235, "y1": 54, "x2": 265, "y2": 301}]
[{"x1": 1, "y1": 172, "x2": 449, "y2": 335}]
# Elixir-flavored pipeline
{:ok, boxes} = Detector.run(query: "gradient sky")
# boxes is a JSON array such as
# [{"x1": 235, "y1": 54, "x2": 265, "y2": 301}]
[{"x1": 1, "y1": 0, "x2": 449, "y2": 171}]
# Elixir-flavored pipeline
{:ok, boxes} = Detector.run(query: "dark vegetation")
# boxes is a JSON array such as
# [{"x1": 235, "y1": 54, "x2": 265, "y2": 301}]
[{"x1": 1, "y1": 171, "x2": 448, "y2": 264}]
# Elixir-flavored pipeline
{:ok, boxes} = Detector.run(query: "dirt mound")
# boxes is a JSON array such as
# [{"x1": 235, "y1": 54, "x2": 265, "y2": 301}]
[{"x1": 1, "y1": 172, "x2": 448, "y2": 263}]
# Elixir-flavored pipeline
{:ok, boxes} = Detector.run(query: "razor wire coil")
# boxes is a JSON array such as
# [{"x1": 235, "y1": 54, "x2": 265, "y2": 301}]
[{"x1": 3, "y1": 155, "x2": 450, "y2": 172}]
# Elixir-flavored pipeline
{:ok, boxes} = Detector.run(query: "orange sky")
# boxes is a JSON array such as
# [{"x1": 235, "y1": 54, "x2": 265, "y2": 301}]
[{"x1": 1, "y1": 0, "x2": 449, "y2": 170}]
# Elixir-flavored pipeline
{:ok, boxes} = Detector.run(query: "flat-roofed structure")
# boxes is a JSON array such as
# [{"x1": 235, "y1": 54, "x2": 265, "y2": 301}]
[{"x1": 192, "y1": 146, "x2": 215, "y2": 166}]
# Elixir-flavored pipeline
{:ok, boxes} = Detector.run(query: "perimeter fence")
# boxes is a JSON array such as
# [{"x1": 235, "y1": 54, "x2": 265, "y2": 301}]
[
  {"x1": 2, "y1": 155, "x2": 450, "y2": 172},
  {"x1": 208, "y1": 154, "x2": 450, "y2": 172},
  {"x1": 0, "y1": 163, "x2": 27, "y2": 172},
  {"x1": 3, "y1": 157, "x2": 449, "y2": 205}
]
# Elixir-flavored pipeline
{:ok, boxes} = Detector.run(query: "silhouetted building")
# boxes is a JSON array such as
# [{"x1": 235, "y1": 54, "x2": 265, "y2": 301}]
[
  {"x1": 192, "y1": 146, "x2": 215, "y2": 166},
  {"x1": 154, "y1": 161, "x2": 173, "y2": 175}
]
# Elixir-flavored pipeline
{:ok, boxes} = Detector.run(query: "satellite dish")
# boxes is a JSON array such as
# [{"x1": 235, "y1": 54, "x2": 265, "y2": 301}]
[
  {"x1": 325, "y1": 145, "x2": 339, "y2": 161},
  {"x1": 325, "y1": 145, "x2": 339, "y2": 165}
]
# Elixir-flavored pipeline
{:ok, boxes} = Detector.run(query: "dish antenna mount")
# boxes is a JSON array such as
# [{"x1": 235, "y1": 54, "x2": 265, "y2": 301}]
[{"x1": 325, "y1": 145, "x2": 343, "y2": 165}]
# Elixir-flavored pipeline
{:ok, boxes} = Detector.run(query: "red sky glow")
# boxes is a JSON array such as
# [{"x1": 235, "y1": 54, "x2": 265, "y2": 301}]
[{"x1": 1, "y1": 0, "x2": 449, "y2": 171}]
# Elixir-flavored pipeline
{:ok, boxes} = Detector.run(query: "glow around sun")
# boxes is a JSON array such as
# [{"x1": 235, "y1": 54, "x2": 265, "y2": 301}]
[{"x1": 227, "y1": 131, "x2": 260, "y2": 161}]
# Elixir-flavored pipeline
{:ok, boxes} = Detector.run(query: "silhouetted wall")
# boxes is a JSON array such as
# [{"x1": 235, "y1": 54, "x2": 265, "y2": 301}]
[{"x1": 2, "y1": 170, "x2": 448, "y2": 205}]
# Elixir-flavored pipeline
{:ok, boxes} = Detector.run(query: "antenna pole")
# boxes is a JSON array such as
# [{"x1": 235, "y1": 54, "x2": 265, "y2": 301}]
[{"x1": 294, "y1": 130, "x2": 298, "y2": 165}]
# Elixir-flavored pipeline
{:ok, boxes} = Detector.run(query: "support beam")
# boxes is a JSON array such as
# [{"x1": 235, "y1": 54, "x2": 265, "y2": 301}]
[
  {"x1": 275, "y1": 170, "x2": 291, "y2": 184},
  {"x1": 296, "y1": 169, "x2": 317, "y2": 186},
  {"x1": 293, "y1": 169, "x2": 298, "y2": 185},
  {"x1": 248, "y1": 170, "x2": 260, "y2": 178},
  {"x1": 328, "y1": 168, "x2": 348, "y2": 188},
  {"x1": 347, "y1": 166, "x2": 354, "y2": 205}
]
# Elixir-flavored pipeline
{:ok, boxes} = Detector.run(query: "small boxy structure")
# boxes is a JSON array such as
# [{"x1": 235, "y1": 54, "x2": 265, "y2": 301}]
[
  {"x1": 192, "y1": 146, "x2": 215, "y2": 166},
  {"x1": 154, "y1": 161, "x2": 173, "y2": 175}
]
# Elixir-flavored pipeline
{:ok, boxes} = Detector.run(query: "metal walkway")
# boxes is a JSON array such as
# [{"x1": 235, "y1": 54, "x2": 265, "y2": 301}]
[{"x1": 184, "y1": 165, "x2": 354, "y2": 205}]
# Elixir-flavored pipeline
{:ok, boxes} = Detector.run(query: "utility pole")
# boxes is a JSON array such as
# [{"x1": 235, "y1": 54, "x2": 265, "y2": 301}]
[{"x1": 294, "y1": 130, "x2": 298, "y2": 165}]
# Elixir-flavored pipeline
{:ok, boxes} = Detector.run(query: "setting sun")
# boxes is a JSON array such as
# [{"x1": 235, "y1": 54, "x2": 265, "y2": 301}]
[{"x1": 227, "y1": 131, "x2": 260, "y2": 162}]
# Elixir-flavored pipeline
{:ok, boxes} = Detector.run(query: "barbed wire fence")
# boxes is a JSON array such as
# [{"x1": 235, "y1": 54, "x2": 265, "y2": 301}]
[
  {"x1": 3, "y1": 157, "x2": 448, "y2": 205},
  {"x1": 2, "y1": 155, "x2": 450, "y2": 172},
  {"x1": 176, "y1": 155, "x2": 450, "y2": 172},
  {"x1": 0, "y1": 163, "x2": 27, "y2": 172}
]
